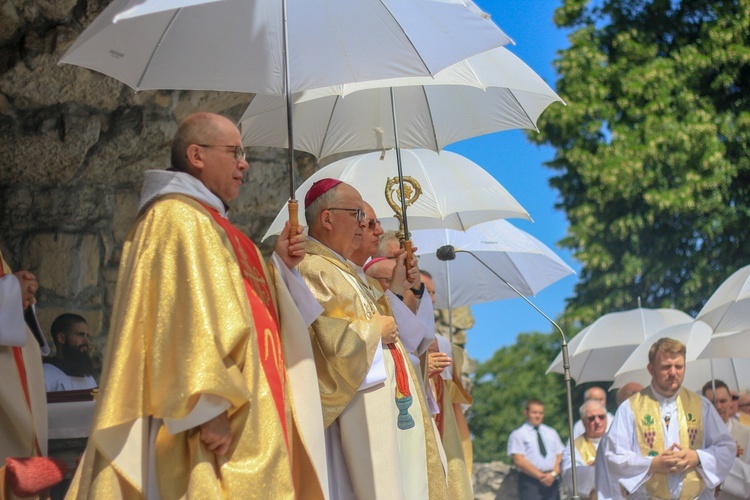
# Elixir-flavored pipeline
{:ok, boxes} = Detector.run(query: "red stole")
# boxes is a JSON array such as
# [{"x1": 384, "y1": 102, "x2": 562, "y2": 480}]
[{"x1": 201, "y1": 204, "x2": 289, "y2": 450}]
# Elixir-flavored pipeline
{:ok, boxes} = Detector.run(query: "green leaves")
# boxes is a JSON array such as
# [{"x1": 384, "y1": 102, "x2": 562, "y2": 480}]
[{"x1": 537, "y1": 0, "x2": 750, "y2": 325}]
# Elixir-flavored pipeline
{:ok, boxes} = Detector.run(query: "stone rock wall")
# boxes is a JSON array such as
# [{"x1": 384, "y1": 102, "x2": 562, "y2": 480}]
[{"x1": 0, "y1": 0, "x2": 316, "y2": 364}]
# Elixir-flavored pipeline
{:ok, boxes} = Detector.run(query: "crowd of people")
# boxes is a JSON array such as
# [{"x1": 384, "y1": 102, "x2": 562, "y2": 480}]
[
  {"x1": 509, "y1": 337, "x2": 750, "y2": 499},
  {"x1": 3, "y1": 112, "x2": 750, "y2": 500},
  {"x1": 0, "y1": 112, "x2": 476, "y2": 499}
]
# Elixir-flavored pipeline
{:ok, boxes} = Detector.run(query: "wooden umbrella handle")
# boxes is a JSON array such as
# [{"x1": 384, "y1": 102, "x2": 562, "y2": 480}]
[
  {"x1": 404, "y1": 239, "x2": 414, "y2": 272},
  {"x1": 288, "y1": 200, "x2": 299, "y2": 253}
]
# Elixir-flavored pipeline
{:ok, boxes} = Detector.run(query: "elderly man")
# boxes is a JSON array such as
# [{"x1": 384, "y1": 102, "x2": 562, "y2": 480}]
[
  {"x1": 738, "y1": 392, "x2": 750, "y2": 426},
  {"x1": 702, "y1": 380, "x2": 750, "y2": 499},
  {"x1": 297, "y1": 179, "x2": 447, "y2": 500},
  {"x1": 67, "y1": 112, "x2": 327, "y2": 498},
  {"x1": 508, "y1": 398, "x2": 564, "y2": 500},
  {"x1": 573, "y1": 387, "x2": 615, "y2": 438},
  {"x1": 600, "y1": 337, "x2": 735, "y2": 499},
  {"x1": 563, "y1": 400, "x2": 608, "y2": 499},
  {"x1": 43, "y1": 313, "x2": 97, "y2": 392}
]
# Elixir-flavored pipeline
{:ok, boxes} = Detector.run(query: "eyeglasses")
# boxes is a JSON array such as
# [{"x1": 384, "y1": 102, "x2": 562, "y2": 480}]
[
  {"x1": 197, "y1": 144, "x2": 246, "y2": 162},
  {"x1": 731, "y1": 394, "x2": 740, "y2": 401},
  {"x1": 586, "y1": 415, "x2": 607, "y2": 422},
  {"x1": 327, "y1": 207, "x2": 365, "y2": 222},
  {"x1": 365, "y1": 218, "x2": 380, "y2": 230}
]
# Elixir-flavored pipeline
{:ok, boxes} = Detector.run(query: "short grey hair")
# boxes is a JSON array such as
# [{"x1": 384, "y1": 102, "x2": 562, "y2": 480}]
[
  {"x1": 305, "y1": 185, "x2": 341, "y2": 231},
  {"x1": 579, "y1": 399, "x2": 606, "y2": 420}
]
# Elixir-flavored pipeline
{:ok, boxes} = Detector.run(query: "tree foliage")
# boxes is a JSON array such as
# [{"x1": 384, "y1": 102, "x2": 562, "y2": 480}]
[
  {"x1": 469, "y1": 332, "x2": 568, "y2": 462},
  {"x1": 532, "y1": 0, "x2": 750, "y2": 326}
]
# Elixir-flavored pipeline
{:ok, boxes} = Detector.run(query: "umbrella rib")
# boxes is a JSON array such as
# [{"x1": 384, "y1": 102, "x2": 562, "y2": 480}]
[
  {"x1": 508, "y1": 89, "x2": 538, "y2": 132},
  {"x1": 376, "y1": 0, "x2": 432, "y2": 75},
  {"x1": 136, "y1": 10, "x2": 181, "y2": 90},
  {"x1": 317, "y1": 95, "x2": 341, "y2": 159},
  {"x1": 419, "y1": 86, "x2": 440, "y2": 151}
]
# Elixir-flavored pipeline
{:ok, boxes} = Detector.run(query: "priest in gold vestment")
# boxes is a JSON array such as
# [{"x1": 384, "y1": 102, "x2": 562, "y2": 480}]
[
  {"x1": 297, "y1": 180, "x2": 447, "y2": 500},
  {"x1": 600, "y1": 337, "x2": 735, "y2": 499},
  {"x1": 0, "y1": 251, "x2": 48, "y2": 500},
  {"x1": 66, "y1": 113, "x2": 328, "y2": 499}
]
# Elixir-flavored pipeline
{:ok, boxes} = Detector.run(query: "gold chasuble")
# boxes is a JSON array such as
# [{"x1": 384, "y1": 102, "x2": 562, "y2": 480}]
[
  {"x1": 0, "y1": 254, "x2": 48, "y2": 500},
  {"x1": 631, "y1": 387, "x2": 705, "y2": 499},
  {"x1": 298, "y1": 241, "x2": 447, "y2": 500},
  {"x1": 430, "y1": 344, "x2": 474, "y2": 500},
  {"x1": 66, "y1": 195, "x2": 324, "y2": 500}
]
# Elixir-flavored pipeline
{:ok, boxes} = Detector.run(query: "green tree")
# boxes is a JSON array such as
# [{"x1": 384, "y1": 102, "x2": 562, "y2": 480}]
[
  {"x1": 533, "y1": 0, "x2": 750, "y2": 326},
  {"x1": 469, "y1": 332, "x2": 568, "y2": 463}
]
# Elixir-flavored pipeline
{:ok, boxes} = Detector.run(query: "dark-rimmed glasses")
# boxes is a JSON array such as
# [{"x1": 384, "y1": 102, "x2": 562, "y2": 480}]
[
  {"x1": 327, "y1": 207, "x2": 365, "y2": 222},
  {"x1": 365, "y1": 218, "x2": 380, "y2": 230},
  {"x1": 586, "y1": 414, "x2": 606, "y2": 422},
  {"x1": 197, "y1": 144, "x2": 246, "y2": 161}
]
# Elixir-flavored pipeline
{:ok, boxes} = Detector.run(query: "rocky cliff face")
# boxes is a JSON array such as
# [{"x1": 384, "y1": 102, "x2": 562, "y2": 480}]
[{"x1": 0, "y1": 0, "x2": 316, "y2": 359}]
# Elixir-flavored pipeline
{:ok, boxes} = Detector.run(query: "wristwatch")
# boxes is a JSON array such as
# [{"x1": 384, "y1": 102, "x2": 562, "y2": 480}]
[
  {"x1": 549, "y1": 471, "x2": 558, "y2": 478},
  {"x1": 411, "y1": 282, "x2": 425, "y2": 298}
]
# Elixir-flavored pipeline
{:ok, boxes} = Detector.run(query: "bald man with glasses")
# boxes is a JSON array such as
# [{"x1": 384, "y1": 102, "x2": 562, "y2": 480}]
[{"x1": 298, "y1": 180, "x2": 447, "y2": 500}]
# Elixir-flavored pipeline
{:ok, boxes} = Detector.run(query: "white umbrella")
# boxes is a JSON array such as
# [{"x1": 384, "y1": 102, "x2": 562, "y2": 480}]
[
  {"x1": 261, "y1": 149, "x2": 531, "y2": 240},
  {"x1": 695, "y1": 264, "x2": 750, "y2": 361},
  {"x1": 411, "y1": 219, "x2": 575, "y2": 309},
  {"x1": 59, "y1": 0, "x2": 511, "y2": 231},
  {"x1": 59, "y1": 0, "x2": 511, "y2": 95},
  {"x1": 612, "y1": 320, "x2": 750, "y2": 393},
  {"x1": 239, "y1": 45, "x2": 564, "y2": 159},
  {"x1": 546, "y1": 308, "x2": 694, "y2": 384}
]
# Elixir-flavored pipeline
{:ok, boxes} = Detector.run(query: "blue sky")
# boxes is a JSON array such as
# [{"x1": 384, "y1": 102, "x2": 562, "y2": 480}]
[{"x1": 443, "y1": 0, "x2": 579, "y2": 362}]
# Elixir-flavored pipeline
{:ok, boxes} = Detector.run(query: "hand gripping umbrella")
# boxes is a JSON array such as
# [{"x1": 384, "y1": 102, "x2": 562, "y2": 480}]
[{"x1": 59, "y1": 0, "x2": 512, "y2": 239}]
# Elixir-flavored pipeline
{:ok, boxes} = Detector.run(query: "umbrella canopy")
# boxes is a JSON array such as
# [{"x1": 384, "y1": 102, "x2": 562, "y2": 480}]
[
  {"x1": 59, "y1": 0, "x2": 512, "y2": 95},
  {"x1": 612, "y1": 321, "x2": 750, "y2": 393},
  {"x1": 694, "y1": 264, "x2": 750, "y2": 361},
  {"x1": 412, "y1": 219, "x2": 575, "y2": 309},
  {"x1": 240, "y1": 45, "x2": 564, "y2": 159},
  {"x1": 696, "y1": 264, "x2": 750, "y2": 336},
  {"x1": 261, "y1": 149, "x2": 530, "y2": 240},
  {"x1": 547, "y1": 308, "x2": 694, "y2": 384}
]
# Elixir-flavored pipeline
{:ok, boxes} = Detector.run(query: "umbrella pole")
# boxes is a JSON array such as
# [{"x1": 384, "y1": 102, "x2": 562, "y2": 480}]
[
  {"x1": 447, "y1": 261, "x2": 454, "y2": 344},
  {"x1": 456, "y1": 249, "x2": 580, "y2": 499},
  {"x1": 282, "y1": 0, "x2": 298, "y2": 243},
  {"x1": 389, "y1": 88, "x2": 414, "y2": 268}
]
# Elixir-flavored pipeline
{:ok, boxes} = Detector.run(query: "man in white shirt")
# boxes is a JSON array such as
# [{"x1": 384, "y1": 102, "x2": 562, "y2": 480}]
[
  {"x1": 563, "y1": 400, "x2": 608, "y2": 499},
  {"x1": 600, "y1": 337, "x2": 735, "y2": 499},
  {"x1": 702, "y1": 379, "x2": 750, "y2": 500},
  {"x1": 43, "y1": 313, "x2": 97, "y2": 392},
  {"x1": 508, "y1": 398, "x2": 564, "y2": 499}
]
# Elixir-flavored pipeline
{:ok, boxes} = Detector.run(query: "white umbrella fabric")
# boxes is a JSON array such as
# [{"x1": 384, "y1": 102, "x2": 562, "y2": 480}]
[
  {"x1": 261, "y1": 149, "x2": 530, "y2": 240},
  {"x1": 547, "y1": 308, "x2": 694, "y2": 384},
  {"x1": 59, "y1": 0, "x2": 513, "y2": 95},
  {"x1": 612, "y1": 320, "x2": 750, "y2": 393},
  {"x1": 239, "y1": 45, "x2": 564, "y2": 159},
  {"x1": 411, "y1": 219, "x2": 575, "y2": 309},
  {"x1": 694, "y1": 264, "x2": 750, "y2": 361}
]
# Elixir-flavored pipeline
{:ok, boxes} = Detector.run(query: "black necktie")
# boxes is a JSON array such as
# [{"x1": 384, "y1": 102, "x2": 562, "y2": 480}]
[{"x1": 535, "y1": 426, "x2": 547, "y2": 457}]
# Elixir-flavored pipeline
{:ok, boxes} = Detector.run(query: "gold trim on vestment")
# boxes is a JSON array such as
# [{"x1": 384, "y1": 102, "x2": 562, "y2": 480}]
[{"x1": 631, "y1": 387, "x2": 704, "y2": 499}]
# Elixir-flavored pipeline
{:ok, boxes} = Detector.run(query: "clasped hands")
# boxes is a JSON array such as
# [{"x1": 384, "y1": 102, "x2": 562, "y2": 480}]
[{"x1": 649, "y1": 443, "x2": 700, "y2": 475}]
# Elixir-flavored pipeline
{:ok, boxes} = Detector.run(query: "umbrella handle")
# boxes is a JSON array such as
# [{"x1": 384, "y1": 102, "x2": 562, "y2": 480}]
[
  {"x1": 288, "y1": 200, "x2": 299, "y2": 251},
  {"x1": 404, "y1": 239, "x2": 414, "y2": 272}
]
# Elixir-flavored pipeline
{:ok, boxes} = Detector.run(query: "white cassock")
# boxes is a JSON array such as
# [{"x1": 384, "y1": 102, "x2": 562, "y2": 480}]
[
  {"x1": 718, "y1": 419, "x2": 750, "y2": 500},
  {"x1": 600, "y1": 386, "x2": 736, "y2": 499}
]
